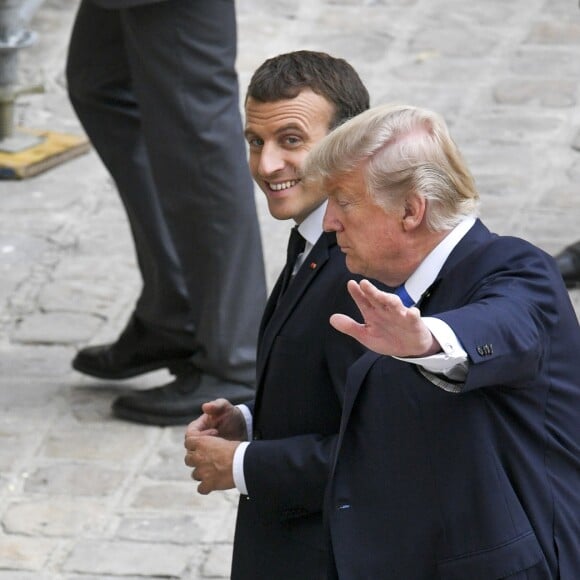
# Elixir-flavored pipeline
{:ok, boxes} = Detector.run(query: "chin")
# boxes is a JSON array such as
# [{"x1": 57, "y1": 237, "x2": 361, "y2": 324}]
[{"x1": 345, "y1": 257, "x2": 362, "y2": 276}]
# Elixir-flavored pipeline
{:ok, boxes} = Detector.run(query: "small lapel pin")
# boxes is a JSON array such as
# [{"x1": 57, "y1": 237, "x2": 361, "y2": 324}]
[{"x1": 309, "y1": 262, "x2": 317, "y2": 270}]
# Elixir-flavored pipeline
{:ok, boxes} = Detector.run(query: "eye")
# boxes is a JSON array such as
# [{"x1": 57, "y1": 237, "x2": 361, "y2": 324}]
[
  {"x1": 246, "y1": 136, "x2": 263, "y2": 149},
  {"x1": 282, "y1": 135, "x2": 302, "y2": 147}
]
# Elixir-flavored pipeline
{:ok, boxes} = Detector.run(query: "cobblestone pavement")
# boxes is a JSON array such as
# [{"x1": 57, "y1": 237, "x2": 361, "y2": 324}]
[{"x1": 1, "y1": 0, "x2": 579, "y2": 578}]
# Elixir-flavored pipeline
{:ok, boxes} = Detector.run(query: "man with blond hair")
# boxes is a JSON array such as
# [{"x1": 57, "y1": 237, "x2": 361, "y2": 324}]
[{"x1": 304, "y1": 104, "x2": 580, "y2": 579}]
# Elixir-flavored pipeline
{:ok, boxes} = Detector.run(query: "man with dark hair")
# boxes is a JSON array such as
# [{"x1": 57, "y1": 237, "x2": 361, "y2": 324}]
[
  {"x1": 184, "y1": 51, "x2": 370, "y2": 579},
  {"x1": 305, "y1": 103, "x2": 580, "y2": 579}
]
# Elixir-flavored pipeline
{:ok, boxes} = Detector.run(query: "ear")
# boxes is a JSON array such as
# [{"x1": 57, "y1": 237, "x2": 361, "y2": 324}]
[{"x1": 401, "y1": 193, "x2": 426, "y2": 231}]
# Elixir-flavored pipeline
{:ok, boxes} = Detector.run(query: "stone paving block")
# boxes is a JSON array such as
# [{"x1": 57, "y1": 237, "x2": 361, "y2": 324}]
[
  {"x1": 38, "y1": 280, "x2": 121, "y2": 316},
  {"x1": 512, "y1": 209, "x2": 579, "y2": 249},
  {"x1": 2, "y1": 498, "x2": 104, "y2": 537},
  {"x1": 0, "y1": 345, "x2": 75, "y2": 377},
  {"x1": 115, "y1": 514, "x2": 203, "y2": 545},
  {"x1": 12, "y1": 312, "x2": 104, "y2": 345},
  {"x1": 422, "y1": 1, "x2": 518, "y2": 27},
  {"x1": 24, "y1": 462, "x2": 126, "y2": 497},
  {"x1": 40, "y1": 423, "x2": 148, "y2": 462},
  {"x1": 0, "y1": 234, "x2": 50, "y2": 271},
  {"x1": 62, "y1": 539, "x2": 191, "y2": 577},
  {"x1": 52, "y1": 254, "x2": 137, "y2": 282},
  {"x1": 0, "y1": 378, "x2": 66, "y2": 411},
  {"x1": 510, "y1": 48, "x2": 580, "y2": 78},
  {"x1": 130, "y1": 483, "x2": 232, "y2": 512},
  {"x1": 65, "y1": 576, "x2": 172, "y2": 580},
  {"x1": 566, "y1": 158, "x2": 580, "y2": 181},
  {"x1": 410, "y1": 26, "x2": 497, "y2": 58},
  {"x1": 392, "y1": 57, "x2": 483, "y2": 84},
  {"x1": 298, "y1": 29, "x2": 392, "y2": 66},
  {"x1": 0, "y1": 573, "x2": 53, "y2": 580},
  {"x1": 374, "y1": 83, "x2": 464, "y2": 123},
  {"x1": 200, "y1": 544, "x2": 233, "y2": 579},
  {"x1": 65, "y1": 576, "x2": 170, "y2": 580},
  {"x1": 456, "y1": 113, "x2": 564, "y2": 144},
  {"x1": 493, "y1": 78, "x2": 577, "y2": 107},
  {"x1": 194, "y1": 505, "x2": 237, "y2": 545},
  {"x1": 0, "y1": 535, "x2": 56, "y2": 572},
  {"x1": 526, "y1": 21, "x2": 580, "y2": 45},
  {"x1": 539, "y1": 184, "x2": 580, "y2": 210},
  {"x1": 0, "y1": 411, "x2": 46, "y2": 472},
  {"x1": 145, "y1": 444, "x2": 191, "y2": 481}
]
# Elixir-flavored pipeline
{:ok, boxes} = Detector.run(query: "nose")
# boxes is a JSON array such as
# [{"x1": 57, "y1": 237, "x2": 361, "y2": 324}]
[
  {"x1": 323, "y1": 198, "x2": 343, "y2": 232},
  {"x1": 257, "y1": 142, "x2": 284, "y2": 177}
]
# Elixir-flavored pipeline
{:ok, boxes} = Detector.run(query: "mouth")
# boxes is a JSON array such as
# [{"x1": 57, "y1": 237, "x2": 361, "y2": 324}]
[{"x1": 266, "y1": 179, "x2": 300, "y2": 192}]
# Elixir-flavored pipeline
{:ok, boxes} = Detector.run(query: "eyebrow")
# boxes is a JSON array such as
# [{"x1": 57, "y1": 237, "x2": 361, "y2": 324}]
[{"x1": 244, "y1": 122, "x2": 306, "y2": 140}]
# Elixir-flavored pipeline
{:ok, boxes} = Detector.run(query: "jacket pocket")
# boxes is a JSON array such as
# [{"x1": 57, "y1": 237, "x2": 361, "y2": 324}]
[{"x1": 438, "y1": 531, "x2": 545, "y2": 580}]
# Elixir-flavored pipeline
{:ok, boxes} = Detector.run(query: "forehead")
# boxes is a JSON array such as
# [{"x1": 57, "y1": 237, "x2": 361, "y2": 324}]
[
  {"x1": 244, "y1": 89, "x2": 334, "y2": 135},
  {"x1": 325, "y1": 167, "x2": 368, "y2": 197}
]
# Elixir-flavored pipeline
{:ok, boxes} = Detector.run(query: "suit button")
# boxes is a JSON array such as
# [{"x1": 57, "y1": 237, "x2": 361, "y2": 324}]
[{"x1": 336, "y1": 503, "x2": 351, "y2": 511}]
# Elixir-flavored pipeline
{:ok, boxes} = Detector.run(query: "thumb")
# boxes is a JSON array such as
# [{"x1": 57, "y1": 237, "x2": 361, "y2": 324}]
[
  {"x1": 330, "y1": 313, "x2": 363, "y2": 340},
  {"x1": 201, "y1": 398, "x2": 231, "y2": 416}
]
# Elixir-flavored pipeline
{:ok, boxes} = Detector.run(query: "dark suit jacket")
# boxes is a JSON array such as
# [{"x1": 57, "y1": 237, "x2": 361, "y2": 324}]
[
  {"x1": 327, "y1": 220, "x2": 580, "y2": 580},
  {"x1": 231, "y1": 231, "x2": 366, "y2": 580},
  {"x1": 91, "y1": 0, "x2": 167, "y2": 9}
]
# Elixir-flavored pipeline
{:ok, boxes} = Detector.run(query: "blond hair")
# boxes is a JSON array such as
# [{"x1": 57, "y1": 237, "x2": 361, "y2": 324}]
[{"x1": 304, "y1": 104, "x2": 479, "y2": 231}]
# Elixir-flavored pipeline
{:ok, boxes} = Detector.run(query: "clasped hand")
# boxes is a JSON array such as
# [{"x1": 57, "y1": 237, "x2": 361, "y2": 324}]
[{"x1": 184, "y1": 398, "x2": 247, "y2": 495}]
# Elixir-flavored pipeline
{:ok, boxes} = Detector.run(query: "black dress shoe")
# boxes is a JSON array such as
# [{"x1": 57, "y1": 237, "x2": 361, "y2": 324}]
[
  {"x1": 111, "y1": 370, "x2": 256, "y2": 426},
  {"x1": 554, "y1": 241, "x2": 580, "y2": 288},
  {"x1": 72, "y1": 315, "x2": 194, "y2": 380}
]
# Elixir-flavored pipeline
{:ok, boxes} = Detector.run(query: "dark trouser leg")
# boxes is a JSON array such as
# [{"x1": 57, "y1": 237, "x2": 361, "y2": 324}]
[
  {"x1": 65, "y1": 0, "x2": 196, "y2": 349},
  {"x1": 121, "y1": 0, "x2": 266, "y2": 385}
]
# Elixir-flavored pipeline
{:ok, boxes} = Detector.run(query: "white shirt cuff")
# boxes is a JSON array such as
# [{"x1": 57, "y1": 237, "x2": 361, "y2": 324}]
[
  {"x1": 233, "y1": 404, "x2": 253, "y2": 496},
  {"x1": 236, "y1": 404, "x2": 253, "y2": 440},
  {"x1": 233, "y1": 441, "x2": 251, "y2": 496},
  {"x1": 394, "y1": 317, "x2": 468, "y2": 381}
]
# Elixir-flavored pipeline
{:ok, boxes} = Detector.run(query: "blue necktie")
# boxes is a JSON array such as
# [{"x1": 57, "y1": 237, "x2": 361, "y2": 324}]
[{"x1": 394, "y1": 284, "x2": 414, "y2": 307}]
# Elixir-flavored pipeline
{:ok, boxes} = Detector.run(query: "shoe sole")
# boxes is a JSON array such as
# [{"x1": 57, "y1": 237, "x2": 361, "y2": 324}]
[{"x1": 72, "y1": 357, "x2": 191, "y2": 380}]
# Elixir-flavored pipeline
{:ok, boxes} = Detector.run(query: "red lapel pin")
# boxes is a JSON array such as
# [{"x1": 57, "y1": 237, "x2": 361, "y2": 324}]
[{"x1": 309, "y1": 262, "x2": 317, "y2": 270}]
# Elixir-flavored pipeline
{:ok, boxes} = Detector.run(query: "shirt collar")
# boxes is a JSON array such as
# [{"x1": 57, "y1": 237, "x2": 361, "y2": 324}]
[
  {"x1": 405, "y1": 217, "x2": 476, "y2": 304},
  {"x1": 296, "y1": 200, "x2": 327, "y2": 249}
]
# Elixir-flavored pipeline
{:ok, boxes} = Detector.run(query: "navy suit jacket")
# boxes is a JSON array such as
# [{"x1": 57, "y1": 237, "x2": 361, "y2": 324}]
[
  {"x1": 327, "y1": 220, "x2": 580, "y2": 580},
  {"x1": 90, "y1": 0, "x2": 167, "y2": 9},
  {"x1": 230, "y1": 231, "x2": 365, "y2": 580}
]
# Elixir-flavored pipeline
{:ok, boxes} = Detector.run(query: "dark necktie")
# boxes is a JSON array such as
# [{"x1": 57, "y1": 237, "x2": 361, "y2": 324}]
[
  {"x1": 394, "y1": 284, "x2": 414, "y2": 307},
  {"x1": 279, "y1": 226, "x2": 306, "y2": 296}
]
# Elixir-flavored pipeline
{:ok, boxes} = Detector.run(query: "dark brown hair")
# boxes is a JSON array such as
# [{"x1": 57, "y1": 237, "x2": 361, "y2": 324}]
[{"x1": 246, "y1": 51, "x2": 370, "y2": 129}]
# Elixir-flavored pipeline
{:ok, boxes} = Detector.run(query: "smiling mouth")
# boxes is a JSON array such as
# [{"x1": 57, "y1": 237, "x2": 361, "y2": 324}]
[{"x1": 267, "y1": 179, "x2": 300, "y2": 192}]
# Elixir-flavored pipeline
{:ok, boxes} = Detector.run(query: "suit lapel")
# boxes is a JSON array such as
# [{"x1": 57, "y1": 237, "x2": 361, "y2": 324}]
[{"x1": 256, "y1": 232, "x2": 334, "y2": 385}]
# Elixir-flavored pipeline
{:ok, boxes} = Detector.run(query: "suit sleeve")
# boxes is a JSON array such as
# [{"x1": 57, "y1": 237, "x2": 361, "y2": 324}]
[
  {"x1": 242, "y1": 274, "x2": 365, "y2": 520},
  {"x1": 433, "y1": 239, "x2": 565, "y2": 392}
]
